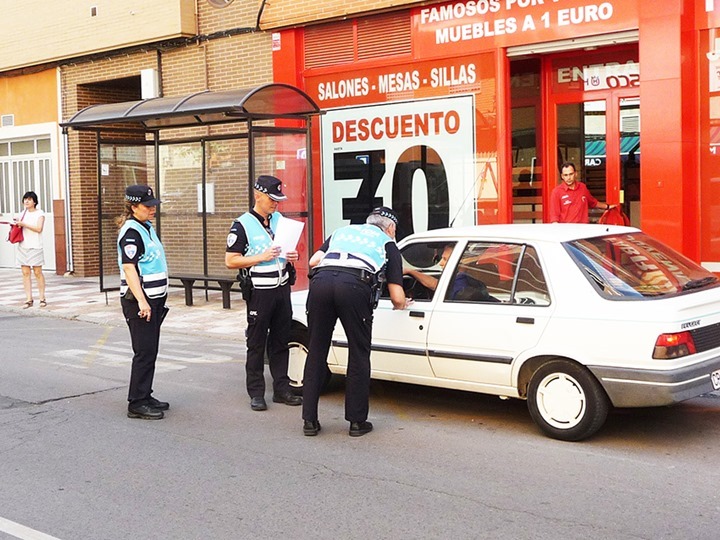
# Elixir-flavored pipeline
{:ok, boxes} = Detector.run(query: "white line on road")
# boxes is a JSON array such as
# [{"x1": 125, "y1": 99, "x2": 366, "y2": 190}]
[{"x1": 0, "y1": 516, "x2": 62, "y2": 540}]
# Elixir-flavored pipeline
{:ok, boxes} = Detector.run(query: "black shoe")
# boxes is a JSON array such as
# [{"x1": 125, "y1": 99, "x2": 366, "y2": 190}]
[
  {"x1": 147, "y1": 397, "x2": 170, "y2": 411},
  {"x1": 250, "y1": 397, "x2": 267, "y2": 411},
  {"x1": 127, "y1": 404, "x2": 164, "y2": 420},
  {"x1": 272, "y1": 392, "x2": 302, "y2": 406},
  {"x1": 303, "y1": 420, "x2": 321, "y2": 436},
  {"x1": 349, "y1": 421, "x2": 373, "y2": 437}
]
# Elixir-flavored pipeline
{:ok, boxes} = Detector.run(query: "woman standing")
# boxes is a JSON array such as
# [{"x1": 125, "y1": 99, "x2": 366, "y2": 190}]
[
  {"x1": 117, "y1": 184, "x2": 170, "y2": 420},
  {"x1": 15, "y1": 191, "x2": 46, "y2": 308}
]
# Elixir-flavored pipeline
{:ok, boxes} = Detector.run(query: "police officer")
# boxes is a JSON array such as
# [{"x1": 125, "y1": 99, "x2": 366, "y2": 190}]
[
  {"x1": 117, "y1": 184, "x2": 170, "y2": 420},
  {"x1": 225, "y1": 175, "x2": 302, "y2": 411},
  {"x1": 302, "y1": 207, "x2": 409, "y2": 437}
]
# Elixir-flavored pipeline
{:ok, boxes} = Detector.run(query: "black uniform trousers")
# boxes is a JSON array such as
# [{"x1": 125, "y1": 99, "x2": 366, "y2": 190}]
[
  {"x1": 121, "y1": 294, "x2": 168, "y2": 405},
  {"x1": 302, "y1": 270, "x2": 373, "y2": 423},
  {"x1": 245, "y1": 283, "x2": 292, "y2": 398}
]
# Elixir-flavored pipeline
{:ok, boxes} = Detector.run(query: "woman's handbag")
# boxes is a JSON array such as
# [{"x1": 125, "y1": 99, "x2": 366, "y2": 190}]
[{"x1": 7, "y1": 211, "x2": 26, "y2": 244}]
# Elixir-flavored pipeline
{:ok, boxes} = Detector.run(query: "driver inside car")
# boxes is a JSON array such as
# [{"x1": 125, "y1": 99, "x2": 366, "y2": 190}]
[{"x1": 403, "y1": 244, "x2": 454, "y2": 293}]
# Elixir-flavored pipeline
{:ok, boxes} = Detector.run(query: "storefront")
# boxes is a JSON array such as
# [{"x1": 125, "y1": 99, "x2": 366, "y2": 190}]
[{"x1": 270, "y1": 0, "x2": 719, "y2": 270}]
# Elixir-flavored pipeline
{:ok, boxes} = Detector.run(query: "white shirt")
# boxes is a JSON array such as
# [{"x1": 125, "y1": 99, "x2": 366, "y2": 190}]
[{"x1": 19, "y1": 208, "x2": 44, "y2": 249}]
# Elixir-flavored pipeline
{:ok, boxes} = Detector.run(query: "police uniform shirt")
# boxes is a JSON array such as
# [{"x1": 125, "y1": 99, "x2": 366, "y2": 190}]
[
  {"x1": 318, "y1": 234, "x2": 403, "y2": 286},
  {"x1": 119, "y1": 218, "x2": 148, "y2": 265},
  {"x1": 226, "y1": 209, "x2": 274, "y2": 255}
]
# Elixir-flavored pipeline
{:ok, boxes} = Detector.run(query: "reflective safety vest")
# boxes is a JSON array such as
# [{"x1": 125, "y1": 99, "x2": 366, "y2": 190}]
[
  {"x1": 118, "y1": 219, "x2": 168, "y2": 298},
  {"x1": 318, "y1": 224, "x2": 392, "y2": 273},
  {"x1": 237, "y1": 211, "x2": 288, "y2": 288}
]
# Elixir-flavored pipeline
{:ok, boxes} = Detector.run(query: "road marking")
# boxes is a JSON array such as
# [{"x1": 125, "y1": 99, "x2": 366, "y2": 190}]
[{"x1": 0, "y1": 516, "x2": 63, "y2": 540}]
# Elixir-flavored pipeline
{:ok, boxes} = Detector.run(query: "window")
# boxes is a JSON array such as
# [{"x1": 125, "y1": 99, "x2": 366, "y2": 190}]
[
  {"x1": 396, "y1": 241, "x2": 456, "y2": 301},
  {"x1": 445, "y1": 242, "x2": 550, "y2": 305}
]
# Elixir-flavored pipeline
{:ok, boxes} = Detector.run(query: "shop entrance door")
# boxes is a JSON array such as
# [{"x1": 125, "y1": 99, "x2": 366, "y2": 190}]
[{"x1": 510, "y1": 45, "x2": 640, "y2": 224}]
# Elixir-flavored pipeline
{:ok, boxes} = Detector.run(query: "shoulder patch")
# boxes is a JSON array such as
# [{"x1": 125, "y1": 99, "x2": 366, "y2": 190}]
[
  {"x1": 226, "y1": 233, "x2": 238, "y2": 248},
  {"x1": 123, "y1": 244, "x2": 138, "y2": 259}
]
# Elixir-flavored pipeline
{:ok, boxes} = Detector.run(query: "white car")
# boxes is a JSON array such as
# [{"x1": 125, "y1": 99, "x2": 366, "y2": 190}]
[{"x1": 288, "y1": 224, "x2": 720, "y2": 441}]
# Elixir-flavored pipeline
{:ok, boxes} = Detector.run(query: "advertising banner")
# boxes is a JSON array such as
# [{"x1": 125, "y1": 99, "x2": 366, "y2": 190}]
[
  {"x1": 320, "y1": 95, "x2": 477, "y2": 240},
  {"x1": 413, "y1": 0, "x2": 639, "y2": 58}
]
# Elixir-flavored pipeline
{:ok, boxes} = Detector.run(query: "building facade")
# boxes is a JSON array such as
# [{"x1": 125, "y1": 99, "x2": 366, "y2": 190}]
[{"x1": 266, "y1": 0, "x2": 720, "y2": 272}]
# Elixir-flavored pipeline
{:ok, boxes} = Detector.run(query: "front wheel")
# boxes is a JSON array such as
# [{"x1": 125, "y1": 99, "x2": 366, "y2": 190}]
[
  {"x1": 287, "y1": 325, "x2": 332, "y2": 395},
  {"x1": 527, "y1": 359, "x2": 609, "y2": 441}
]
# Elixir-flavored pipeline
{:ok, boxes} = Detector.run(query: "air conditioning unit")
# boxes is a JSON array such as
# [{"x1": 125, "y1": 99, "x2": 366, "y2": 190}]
[{"x1": 1, "y1": 114, "x2": 14, "y2": 127}]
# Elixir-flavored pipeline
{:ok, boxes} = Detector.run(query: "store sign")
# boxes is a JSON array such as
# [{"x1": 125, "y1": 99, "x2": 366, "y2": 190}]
[
  {"x1": 320, "y1": 96, "x2": 477, "y2": 239},
  {"x1": 413, "y1": 0, "x2": 638, "y2": 57},
  {"x1": 307, "y1": 55, "x2": 484, "y2": 109}
]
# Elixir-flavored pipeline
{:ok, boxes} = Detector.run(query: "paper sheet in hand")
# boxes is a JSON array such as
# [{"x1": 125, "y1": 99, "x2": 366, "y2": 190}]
[{"x1": 274, "y1": 216, "x2": 305, "y2": 256}]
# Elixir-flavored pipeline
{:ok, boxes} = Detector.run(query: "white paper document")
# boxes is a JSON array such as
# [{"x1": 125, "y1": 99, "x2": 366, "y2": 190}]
[{"x1": 273, "y1": 216, "x2": 305, "y2": 256}]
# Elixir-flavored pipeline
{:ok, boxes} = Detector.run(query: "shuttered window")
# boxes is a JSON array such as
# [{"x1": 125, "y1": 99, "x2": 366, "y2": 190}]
[
  {"x1": 358, "y1": 12, "x2": 411, "y2": 61},
  {"x1": 304, "y1": 11, "x2": 411, "y2": 70}
]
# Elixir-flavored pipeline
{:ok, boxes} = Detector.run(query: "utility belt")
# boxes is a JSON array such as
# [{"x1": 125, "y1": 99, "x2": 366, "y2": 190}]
[
  {"x1": 311, "y1": 265, "x2": 385, "y2": 309},
  {"x1": 310, "y1": 265, "x2": 375, "y2": 285}
]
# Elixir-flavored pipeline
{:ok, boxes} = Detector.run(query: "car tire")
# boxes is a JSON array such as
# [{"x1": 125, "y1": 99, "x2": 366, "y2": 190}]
[
  {"x1": 527, "y1": 359, "x2": 609, "y2": 441},
  {"x1": 287, "y1": 325, "x2": 332, "y2": 396}
]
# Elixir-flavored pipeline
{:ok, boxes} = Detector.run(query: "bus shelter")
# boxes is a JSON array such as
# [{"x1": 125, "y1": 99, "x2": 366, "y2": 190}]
[{"x1": 61, "y1": 84, "x2": 322, "y2": 296}]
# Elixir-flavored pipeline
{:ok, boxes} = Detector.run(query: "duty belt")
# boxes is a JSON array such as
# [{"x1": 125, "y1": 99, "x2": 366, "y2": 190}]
[{"x1": 312, "y1": 265, "x2": 375, "y2": 284}]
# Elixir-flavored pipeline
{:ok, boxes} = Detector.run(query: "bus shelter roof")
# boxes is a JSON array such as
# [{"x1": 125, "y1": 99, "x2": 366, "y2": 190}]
[{"x1": 61, "y1": 83, "x2": 322, "y2": 131}]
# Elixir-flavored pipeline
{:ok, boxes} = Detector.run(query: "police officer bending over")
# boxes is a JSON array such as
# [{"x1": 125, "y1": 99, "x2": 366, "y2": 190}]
[
  {"x1": 225, "y1": 175, "x2": 302, "y2": 411},
  {"x1": 302, "y1": 207, "x2": 410, "y2": 437}
]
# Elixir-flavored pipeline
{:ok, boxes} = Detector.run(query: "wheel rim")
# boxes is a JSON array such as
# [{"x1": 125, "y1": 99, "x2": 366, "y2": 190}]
[
  {"x1": 287, "y1": 341, "x2": 307, "y2": 388},
  {"x1": 535, "y1": 372, "x2": 587, "y2": 429}
]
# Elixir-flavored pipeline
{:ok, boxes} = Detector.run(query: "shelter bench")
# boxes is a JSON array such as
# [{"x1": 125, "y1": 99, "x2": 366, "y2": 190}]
[{"x1": 169, "y1": 274, "x2": 237, "y2": 309}]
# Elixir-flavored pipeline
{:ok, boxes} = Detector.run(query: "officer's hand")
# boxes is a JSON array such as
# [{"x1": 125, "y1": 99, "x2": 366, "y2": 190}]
[
  {"x1": 138, "y1": 299, "x2": 152, "y2": 321},
  {"x1": 286, "y1": 250, "x2": 299, "y2": 262},
  {"x1": 261, "y1": 246, "x2": 281, "y2": 261}
]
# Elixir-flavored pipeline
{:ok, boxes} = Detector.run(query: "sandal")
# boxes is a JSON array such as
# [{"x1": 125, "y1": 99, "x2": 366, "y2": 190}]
[
  {"x1": 39, "y1": 299, "x2": 47, "y2": 308},
  {"x1": 23, "y1": 300, "x2": 33, "y2": 309}
]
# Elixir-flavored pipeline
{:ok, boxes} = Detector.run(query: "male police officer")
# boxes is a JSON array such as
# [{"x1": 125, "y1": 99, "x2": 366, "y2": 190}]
[
  {"x1": 225, "y1": 175, "x2": 302, "y2": 411},
  {"x1": 302, "y1": 207, "x2": 409, "y2": 437}
]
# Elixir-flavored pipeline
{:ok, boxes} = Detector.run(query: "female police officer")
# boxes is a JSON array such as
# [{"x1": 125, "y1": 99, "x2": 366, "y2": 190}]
[
  {"x1": 117, "y1": 184, "x2": 170, "y2": 420},
  {"x1": 302, "y1": 207, "x2": 410, "y2": 437}
]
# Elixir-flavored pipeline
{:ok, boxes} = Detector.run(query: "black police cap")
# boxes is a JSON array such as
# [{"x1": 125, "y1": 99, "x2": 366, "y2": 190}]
[
  {"x1": 125, "y1": 184, "x2": 161, "y2": 206},
  {"x1": 369, "y1": 206, "x2": 398, "y2": 225}
]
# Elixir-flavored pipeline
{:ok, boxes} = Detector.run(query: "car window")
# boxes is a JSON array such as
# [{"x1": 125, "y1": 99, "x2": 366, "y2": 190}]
[
  {"x1": 565, "y1": 232, "x2": 719, "y2": 299},
  {"x1": 389, "y1": 241, "x2": 457, "y2": 301},
  {"x1": 444, "y1": 242, "x2": 550, "y2": 306}
]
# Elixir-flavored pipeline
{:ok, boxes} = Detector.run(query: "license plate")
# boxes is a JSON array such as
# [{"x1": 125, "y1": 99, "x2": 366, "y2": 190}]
[{"x1": 712, "y1": 369, "x2": 720, "y2": 390}]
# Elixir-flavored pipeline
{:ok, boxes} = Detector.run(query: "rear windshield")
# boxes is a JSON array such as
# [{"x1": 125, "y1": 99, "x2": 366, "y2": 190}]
[{"x1": 564, "y1": 232, "x2": 719, "y2": 299}]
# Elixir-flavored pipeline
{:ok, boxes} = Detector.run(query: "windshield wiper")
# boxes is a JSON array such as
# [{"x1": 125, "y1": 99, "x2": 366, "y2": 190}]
[{"x1": 682, "y1": 276, "x2": 719, "y2": 291}]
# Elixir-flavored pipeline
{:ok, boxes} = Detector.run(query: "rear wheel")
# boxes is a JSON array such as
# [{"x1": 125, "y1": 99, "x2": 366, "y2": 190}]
[
  {"x1": 527, "y1": 359, "x2": 609, "y2": 441},
  {"x1": 287, "y1": 325, "x2": 331, "y2": 395}
]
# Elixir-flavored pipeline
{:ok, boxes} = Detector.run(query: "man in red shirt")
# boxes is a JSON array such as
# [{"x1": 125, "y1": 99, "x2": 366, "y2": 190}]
[{"x1": 549, "y1": 162, "x2": 611, "y2": 223}]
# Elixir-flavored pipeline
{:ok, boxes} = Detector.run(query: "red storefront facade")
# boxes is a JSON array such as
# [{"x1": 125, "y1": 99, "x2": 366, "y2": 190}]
[{"x1": 270, "y1": 0, "x2": 720, "y2": 271}]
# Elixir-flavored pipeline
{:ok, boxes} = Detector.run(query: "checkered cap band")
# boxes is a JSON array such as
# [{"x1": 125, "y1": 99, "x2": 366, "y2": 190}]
[{"x1": 370, "y1": 206, "x2": 398, "y2": 225}]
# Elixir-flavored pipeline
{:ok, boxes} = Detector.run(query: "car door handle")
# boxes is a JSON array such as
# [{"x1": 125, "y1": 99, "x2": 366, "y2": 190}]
[
  {"x1": 409, "y1": 311, "x2": 425, "y2": 318},
  {"x1": 516, "y1": 317, "x2": 534, "y2": 324}
]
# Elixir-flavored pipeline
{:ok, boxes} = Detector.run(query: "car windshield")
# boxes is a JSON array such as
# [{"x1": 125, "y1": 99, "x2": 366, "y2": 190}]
[{"x1": 564, "y1": 232, "x2": 719, "y2": 298}]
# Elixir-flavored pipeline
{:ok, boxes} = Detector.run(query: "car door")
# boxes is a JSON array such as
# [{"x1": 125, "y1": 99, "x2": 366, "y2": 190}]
[
  {"x1": 425, "y1": 241, "x2": 555, "y2": 390},
  {"x1": 366, "y1": 239, "x2": 457, "y2": 378}
]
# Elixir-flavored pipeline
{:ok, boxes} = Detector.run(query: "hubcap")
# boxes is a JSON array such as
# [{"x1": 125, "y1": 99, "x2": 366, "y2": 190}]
[
  {"x1": 287, "y1": 341, "x2": 307, "y2": 388},
  {"x1": 535, "y1": 373, "x2": 586, "y2": 429}
]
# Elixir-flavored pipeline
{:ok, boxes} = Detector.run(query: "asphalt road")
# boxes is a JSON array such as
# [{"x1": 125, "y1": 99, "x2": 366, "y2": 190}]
[{"x1": 1, "y1": 311, "x2": 719, "y2": 540}]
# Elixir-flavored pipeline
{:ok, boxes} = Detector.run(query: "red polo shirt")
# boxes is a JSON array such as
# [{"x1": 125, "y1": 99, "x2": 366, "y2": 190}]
[{"x1": 549, "y1": 181, "x2": 599, "y2": 223}]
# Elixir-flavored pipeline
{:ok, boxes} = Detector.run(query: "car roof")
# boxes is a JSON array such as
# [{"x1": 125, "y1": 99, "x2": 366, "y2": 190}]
[{"x1": 401, "y1": 223, "x2": 640, "y2": 243}]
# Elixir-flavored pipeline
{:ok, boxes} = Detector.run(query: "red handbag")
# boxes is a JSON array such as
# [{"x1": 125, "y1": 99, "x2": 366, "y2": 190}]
[
  {"x1": 7, "y1": 211, "x2": 26, "y2": 244},
  {"x1": 598, "y1": 206, "x2": 630, "y2": 226}
]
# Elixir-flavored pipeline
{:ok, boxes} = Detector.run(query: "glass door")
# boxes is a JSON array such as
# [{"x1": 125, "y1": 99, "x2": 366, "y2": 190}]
[
  {"x1": 510, "y1": 58, "x2": 543, "y2": 223},
  {"x1": 545, "y1": 45, "x2": 639, "y2": 223}
]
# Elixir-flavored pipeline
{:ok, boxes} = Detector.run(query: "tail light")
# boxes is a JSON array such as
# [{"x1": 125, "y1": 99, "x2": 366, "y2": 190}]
[{"x1": 653, "y1": 331, "x2": 697, "y2": 359}]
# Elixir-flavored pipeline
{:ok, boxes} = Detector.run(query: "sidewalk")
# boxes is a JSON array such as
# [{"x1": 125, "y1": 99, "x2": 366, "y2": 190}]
[{"x1": 0, "y1": 268, "x2": 246, "y2": 341}]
